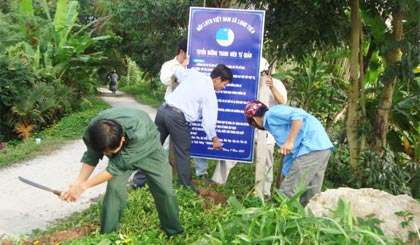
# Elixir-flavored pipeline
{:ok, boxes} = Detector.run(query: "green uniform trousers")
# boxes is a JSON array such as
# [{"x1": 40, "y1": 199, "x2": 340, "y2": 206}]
[{"x1": 100, "y1": 150, "x2": 184, "y2": 236}]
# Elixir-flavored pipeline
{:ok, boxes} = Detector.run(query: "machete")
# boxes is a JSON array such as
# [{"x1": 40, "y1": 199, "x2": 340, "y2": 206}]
[{"x1": 18, "y1": 176, "x2": 61, "y2": 196}]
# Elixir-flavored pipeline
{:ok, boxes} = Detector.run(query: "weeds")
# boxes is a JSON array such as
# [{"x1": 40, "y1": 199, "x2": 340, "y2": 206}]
[{"x1": 200, "y1": 197, "x2": 399, "y2": 245}]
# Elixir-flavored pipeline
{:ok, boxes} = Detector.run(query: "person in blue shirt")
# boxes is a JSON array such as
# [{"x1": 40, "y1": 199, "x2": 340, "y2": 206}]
[{"x1": 244, "y1": 100, "x2": 333, "y2": 206}]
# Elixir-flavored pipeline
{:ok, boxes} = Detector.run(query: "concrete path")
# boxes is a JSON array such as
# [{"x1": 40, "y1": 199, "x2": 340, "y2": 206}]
[{"x1": 0, "y1": 88, "x2": 157, "y2": 239}]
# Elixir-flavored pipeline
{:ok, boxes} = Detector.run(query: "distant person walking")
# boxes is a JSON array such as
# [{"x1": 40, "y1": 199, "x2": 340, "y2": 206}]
[
  {"x1": 108, "y1": 70, "x2": 119, "y2": 94},
  {"x1": 60, "y1": 107, "x2": 184, "y2": 236}
]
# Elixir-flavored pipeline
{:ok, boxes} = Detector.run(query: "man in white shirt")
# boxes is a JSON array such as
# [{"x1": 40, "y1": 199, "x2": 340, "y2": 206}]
[
  {"x1": 155, "y1": 63, "x2": 233, "y2": 189},
  {"x1": 159, "y1": 39, "x2": 187, "y2": 176},
  {"x1": 160, "y1": 39, "x2": 188, "y2": 101},
  {"x1": 158, "y1": 39, "x2": 212, "y2": 185},
  {"x1": 211, "y1": 58, "x2": 287, "y2": 199},
  {"x1": 132, "y1": 40, "x2": 187, "y2": 187}
]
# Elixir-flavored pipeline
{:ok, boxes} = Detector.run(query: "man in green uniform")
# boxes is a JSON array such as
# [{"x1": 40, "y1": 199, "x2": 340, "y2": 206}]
[{"x1": 60, "y1": 107, "x2": 184, "y2": 236}]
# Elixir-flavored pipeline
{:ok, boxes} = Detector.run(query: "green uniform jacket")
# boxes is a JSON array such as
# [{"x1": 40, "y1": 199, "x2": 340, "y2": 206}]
[{"x1": 81, "y1": 107, "x2": 163, "y2": 176}]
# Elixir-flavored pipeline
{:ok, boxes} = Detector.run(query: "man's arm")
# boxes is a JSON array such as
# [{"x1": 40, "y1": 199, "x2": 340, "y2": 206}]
[
  {"x1": 80, "y1": 169, "x2": 113, "y2": 190},
  {"x1": 201, "y1": 93, "x2": 220, "y2": 149},
  {"x1": 60, "y1": 163, "x2": 113, "y2": 202},
  {"x1": 279, "y1": 119, "x2": 303, "y2": 155},
  {"x1": 73, "y1": 163, "x2": 95, "y2": 185},
  {"x1": 266, "y1": 76, "x2": 287, "y2": 104}
]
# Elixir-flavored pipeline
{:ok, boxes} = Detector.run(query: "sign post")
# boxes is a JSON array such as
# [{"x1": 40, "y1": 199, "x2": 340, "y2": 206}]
[{"x1": 187, "y1": 7, "x2": 265, "y2": 162}]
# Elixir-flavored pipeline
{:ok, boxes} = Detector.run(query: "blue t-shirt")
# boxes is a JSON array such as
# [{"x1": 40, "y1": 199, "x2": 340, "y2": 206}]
[{"x1": 263, "y1": 104, "x2": 333, "y2": 175}]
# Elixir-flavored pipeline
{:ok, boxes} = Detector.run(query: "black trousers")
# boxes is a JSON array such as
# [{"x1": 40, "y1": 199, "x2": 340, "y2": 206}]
[{"x1": 154, "y1": 104, "x2": 194, "y2": 189}]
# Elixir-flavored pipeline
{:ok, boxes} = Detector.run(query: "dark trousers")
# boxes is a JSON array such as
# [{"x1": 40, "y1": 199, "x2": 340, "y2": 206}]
[
  {"x1": 132, "y1": 169, "x2": 147, "y2": 187},
  {"x1": 154, "y1": 104, "x2": 194, "y2": 189}
]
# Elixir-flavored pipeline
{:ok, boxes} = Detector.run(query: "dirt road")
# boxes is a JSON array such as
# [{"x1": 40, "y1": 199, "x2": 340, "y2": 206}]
[{"x1": 0, "y1": 88, "x2": 157, "y2": 239}]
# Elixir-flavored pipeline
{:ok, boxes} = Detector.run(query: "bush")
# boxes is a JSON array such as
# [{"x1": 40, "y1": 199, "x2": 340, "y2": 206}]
[
  {"x1": 0, "y1": 55, "x2": 35, "y2": 140},
  {"x1": 0, "y1": 97, "x2": 109, "y2": 168},
  {"x1": 326, "y1": 144, "x2": 419, "y2": 197}
]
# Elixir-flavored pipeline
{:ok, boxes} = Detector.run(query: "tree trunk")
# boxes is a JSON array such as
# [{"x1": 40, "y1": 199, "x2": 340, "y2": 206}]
[
  {"x1": 347, "y1": 0, "x2": 361, "y2": 168},
  {"x1": 359, "y1": 20, "x2": 366, "y2": 153},
  {"x1": 371, "y1": 5, "x2": 404, "y2": 157},
  {"x1": 126, "y1": 57, "x2": 131, "y2": 86}
]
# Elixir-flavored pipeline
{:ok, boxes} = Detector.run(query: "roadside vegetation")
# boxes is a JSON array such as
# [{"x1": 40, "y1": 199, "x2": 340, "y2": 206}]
[
  {"x1": 0, "y1": 97, "x2": 109, "y2": 168},
  {"x1": 1, "y1": 84, "x2": 408, "y2": 245}
]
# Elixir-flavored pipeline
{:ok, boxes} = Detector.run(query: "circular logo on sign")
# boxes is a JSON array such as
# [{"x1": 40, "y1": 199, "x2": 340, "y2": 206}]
[{"x1": 216, "y1": 28, "x2": 234, "y2": 47}]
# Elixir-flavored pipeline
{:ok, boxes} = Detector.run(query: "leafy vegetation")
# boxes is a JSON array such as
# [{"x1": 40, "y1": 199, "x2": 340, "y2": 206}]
[
  {"x1": 104, "y1": 0, "x2": 202, "y2": 87},
  {"x1": 198, "y1": 197, "x2": 400, "y2": 244},
  {"x1": 20, "y1": 178, "x2": 405, "y2": 244},
  {"x1": 0, "y1": 97, "x2": 109, "y2": 168},
  {"x1": 119, "y1": 83, "x2": 166, "y2": 109},
  {"x1": 0, "y1": 0, "x2": 109, "y2": 141}
]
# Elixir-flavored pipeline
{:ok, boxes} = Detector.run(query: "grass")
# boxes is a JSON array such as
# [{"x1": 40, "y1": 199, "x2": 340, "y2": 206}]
[
  {"x1": 1, "y1": 84, "x2": 409, "y2": 244},
  {"x1": 0, "y1": 138, "x2": 66, "y2": 168}
]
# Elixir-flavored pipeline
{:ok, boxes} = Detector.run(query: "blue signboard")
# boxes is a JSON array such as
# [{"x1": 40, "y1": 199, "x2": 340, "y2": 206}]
[{"x1": 188, "y1": 7, "x2": 265, "y2": 162}]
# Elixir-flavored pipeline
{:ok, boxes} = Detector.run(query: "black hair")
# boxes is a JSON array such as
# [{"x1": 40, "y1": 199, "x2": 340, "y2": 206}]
[
  {"x1": 210, "y1": 64, "x2": 233, "y2": 83},
  {"x1": 178, "y1": 39, "x2": 188, "y2": 54},
  {"x1": 87, "y1": 119, "x2": 123, "y2": 153},
  {"x1": 254, "y1": 106, "x2": 268, "y2": 117}
]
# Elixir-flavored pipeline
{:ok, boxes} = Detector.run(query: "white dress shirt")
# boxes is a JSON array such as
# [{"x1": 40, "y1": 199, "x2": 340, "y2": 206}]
[
  {"x1": 166, "y1": 67, "x2": 218, "y2": 139},
  {"x1": 160, "y1": 56, "x2": 183, "y2": 100}
]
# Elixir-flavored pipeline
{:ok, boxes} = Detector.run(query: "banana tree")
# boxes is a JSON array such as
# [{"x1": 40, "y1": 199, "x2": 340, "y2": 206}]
[
  {"x1": 3, "y1": 0, "x2": 109, "y2": 139},
  {"x1": 361, "y1": 0, "x2": 418, "y2": 158},
  {"x1": 17, "y1": 0, "x2": 109, "y2": 91}
]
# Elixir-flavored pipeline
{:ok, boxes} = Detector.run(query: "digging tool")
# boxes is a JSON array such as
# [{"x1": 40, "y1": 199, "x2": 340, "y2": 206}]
[
  {"x1": 18, "y1": 176, "x2": 61, "y2": 196},
  {"x1": 275, "y1": 155, "x2": 285, "y2": 189}
]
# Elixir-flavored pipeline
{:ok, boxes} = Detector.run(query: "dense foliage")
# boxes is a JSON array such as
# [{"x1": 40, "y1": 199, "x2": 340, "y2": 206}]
[
  {"x1": 0, "y1": 0, "x2": 109, "y2": 141},
  {"x1": 103, "y1": 0, "x2": 203, "y2": 87},
  {"x1": 242, "y1": 0, "x2": 351, "y2": 62},
  {"x1": 0, "y1": 97, "x2": 109, "y2": 168}
]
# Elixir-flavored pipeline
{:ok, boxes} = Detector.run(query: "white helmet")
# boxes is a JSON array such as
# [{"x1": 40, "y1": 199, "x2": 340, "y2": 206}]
[{"x1": 259, "y1": 57, "x2": 269, "y2": 73}]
